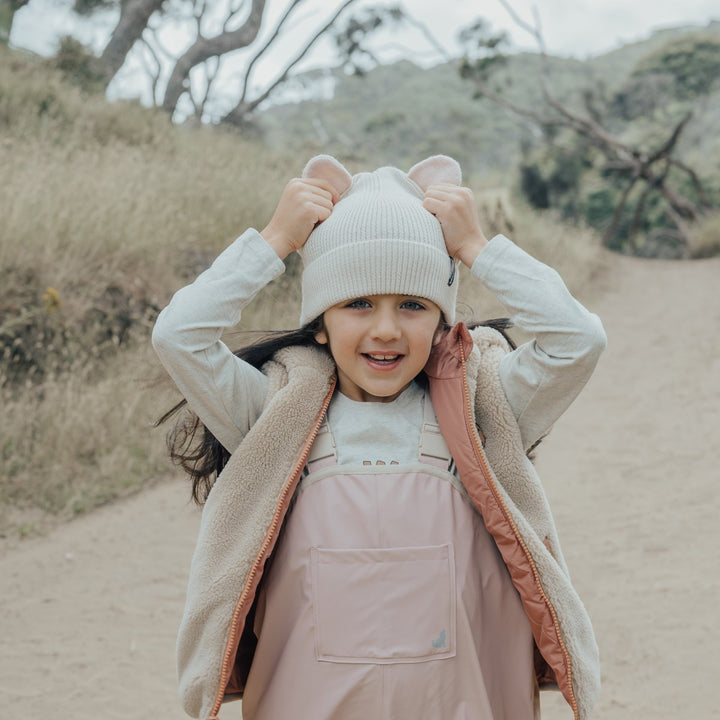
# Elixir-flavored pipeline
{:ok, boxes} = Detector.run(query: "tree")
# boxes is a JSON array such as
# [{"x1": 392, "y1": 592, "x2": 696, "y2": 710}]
[
  {"x1": 64, "y1": 0, "x2": 395, "y2": 124},
  {"x1": 459, "y1": 1, "x2": 715, "y2": 256},
  {"x1": 1, "y1": 0, "x2": 29, "y2": 45},
  {"x1": 99, "y1": 0, "x2": 166, "y2": 83}
]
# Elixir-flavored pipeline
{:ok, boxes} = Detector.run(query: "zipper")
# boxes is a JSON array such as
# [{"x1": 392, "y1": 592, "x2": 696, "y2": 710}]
[
  {"x1": 457, "y1": 339, "x2": 579, "y2": 720},
  {"x1": 208, "y1": 380, "x2": 336, "y2": 720}
]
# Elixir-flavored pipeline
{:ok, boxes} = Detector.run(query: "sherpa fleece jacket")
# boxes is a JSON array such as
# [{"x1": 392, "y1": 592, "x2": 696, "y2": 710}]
[{"x1": 173, "y1": 324, "x2": 602, "y2": 720}]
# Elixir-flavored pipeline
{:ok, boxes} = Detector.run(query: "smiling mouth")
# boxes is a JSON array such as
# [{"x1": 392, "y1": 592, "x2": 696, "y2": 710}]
[{"x1": 364, "y1": 353, "x2": 402, "y2": 365}]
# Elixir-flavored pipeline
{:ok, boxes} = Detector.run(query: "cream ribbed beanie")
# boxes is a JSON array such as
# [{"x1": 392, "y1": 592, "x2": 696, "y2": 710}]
[{"x1": 298, "y1": 154, "x2": 462, "y2": 325}]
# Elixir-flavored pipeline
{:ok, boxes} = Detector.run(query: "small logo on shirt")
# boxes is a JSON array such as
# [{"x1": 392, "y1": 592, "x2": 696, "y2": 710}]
[{"x1": 431, "y1": 630, "x2": 447, "y2": 649}]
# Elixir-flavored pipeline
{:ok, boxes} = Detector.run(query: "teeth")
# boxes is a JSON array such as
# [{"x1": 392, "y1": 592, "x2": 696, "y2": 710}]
[{"x1": 368, "y1": 354, "x2": 399, "y2": 361}]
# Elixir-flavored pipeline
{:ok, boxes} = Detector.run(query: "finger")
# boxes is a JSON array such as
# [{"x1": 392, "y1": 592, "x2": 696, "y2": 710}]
[
  {"x1": 307, "y1": 191, "x2": 335, "y2": 217},
  {"x1": 424, "y1": 183, "x2": 461, "y2": 197},
  {"x1": 422, "y1": 196, "x2": 444, "y2": 216},
  {"x1": 302, "y1": 177, "x2": 341, "y2": 204},
  {"x1": 309, "y1": 186, "x2": 336, "y2": 208}
]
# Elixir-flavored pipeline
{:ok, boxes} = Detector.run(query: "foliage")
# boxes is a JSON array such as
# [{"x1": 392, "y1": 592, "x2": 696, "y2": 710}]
[
  {"x1": 0, "y1": 43, "x2": 301, "y2": 537},
  {"x1": 457, "y1": 19, "x2": 509, "y2": 90},
  {"x1": 686, "y1": 211, "x2": 720, "y2": 258},
  {"x1": 73, "y1": 0, "x2": 115, "y2": 15},
  {"x1": 455, "y1": 19, "x2": 720, "y2": 257},
  {"x1": 631, "y1": 34, "x2": 720, "y2": 100},
  {"x1": 516, "y1": 121, "x2": 718, "y2": 258},
  {"x1": 332, "y1": 4, "x2": 404, "y2": 75},
  {"x1": 50, "y1": 35, "x2": 109, "y2": 92},
  {"x1": 0, "y1": 45, "x2": 170, "y2": 145}
]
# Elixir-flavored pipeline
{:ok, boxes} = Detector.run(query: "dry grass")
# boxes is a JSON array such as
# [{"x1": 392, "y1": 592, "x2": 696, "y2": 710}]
[
  {"x1": 455, "y1": 187, "x2": 607, "y2": 325},
  {"x1": 0, "y1": 45, "x2": 607, "y2": 540},
  {"x1": 686, "y1": 211, "x2": 720, "y2": 258},
  {"x1": 0, "y1": 46, "x2": 300, "y2": 538}
]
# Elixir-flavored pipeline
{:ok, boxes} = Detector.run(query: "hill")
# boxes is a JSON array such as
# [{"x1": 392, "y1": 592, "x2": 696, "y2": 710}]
[{"x1": 256, "y1": 21, "x2": 720, "y2": 185}]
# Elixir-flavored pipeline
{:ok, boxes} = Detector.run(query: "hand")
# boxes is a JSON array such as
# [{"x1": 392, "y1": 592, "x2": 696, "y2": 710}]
[
  {"x1": 422, "y1": 184, "x2": 488, "y2": 267},
  {"x1": 261, "y1": 178, "x2": 339, "y2": 259}
]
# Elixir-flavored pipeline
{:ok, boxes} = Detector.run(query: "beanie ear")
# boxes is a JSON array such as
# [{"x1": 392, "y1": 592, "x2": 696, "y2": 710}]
[
  {"x1": 302, "y1": 154, "x2": 353, "y2": 196},
  {"x1": 407, "y1": 155, "x2": 462, "y2": 191}
]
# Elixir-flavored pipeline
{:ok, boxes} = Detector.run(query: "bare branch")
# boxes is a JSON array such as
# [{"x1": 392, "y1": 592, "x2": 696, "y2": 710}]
[
  {"x1": 455, "y1": 0, "x2": 714, "y2": 253},
  {"x1": 464, "y1": 73, "x2": 552, "y2": 133},
  {"x1": 139, "y1": 33, "x2": 163, "y2": 105},
  {"x1": 400, "y1": 5, "x2": 452, "y2": 63},
  {"x1": 224, "y1": 0, "x2": 249, "y2": 32},
  {"x1": 645, "y1": 112, "x2": 692, "y2": 165},
  {"x1": 668, "y1": 158, "x2": 712, "y2": 207},
  {"x1": 193, "y1": 0, "x2": 208, "y2": 38},
  {"x1": 195, "y1": 55, "x2": 220, "y2": 120},
  {"x1": 236, "y1": 0, "x2": 305, "y2": 106},
  {"x1": 145, "y1": 24, "x2": 174, "y2": 62},
  {"x1": 603, "y1": 178, "x2": 638, "y2": 247},
  {"x1": 100, "y1": 0, "x2": 165, "y2": 83},
  {"x1": 497, "y1": 0, "x2": 544, "y2": 52},
  {"x1": 162, "y1": 0, "x2": 267, "y2": 114},
  {"x1": 224, "y1": 0, "x2": 360, "y2": 123}
]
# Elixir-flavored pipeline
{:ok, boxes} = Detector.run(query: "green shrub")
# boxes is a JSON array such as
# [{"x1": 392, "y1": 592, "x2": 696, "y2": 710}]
[{"x1": 632, "y1": 34, "x2": 720, "y2": 100}]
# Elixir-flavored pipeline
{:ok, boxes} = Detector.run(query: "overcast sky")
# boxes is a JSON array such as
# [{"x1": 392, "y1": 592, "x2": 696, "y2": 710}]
[{"x1": 10, "y1": 0, "x2": 719, "y2": 116}]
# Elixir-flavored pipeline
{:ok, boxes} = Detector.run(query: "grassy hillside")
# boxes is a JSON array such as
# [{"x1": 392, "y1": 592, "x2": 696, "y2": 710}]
[
  {"x1": 0, "y1": 46, "x2": 304, "y2": 538},
  {"x1": 258, "y1": 22, "x2": 720, "y2": 198},
  {"x1": 0, "y1": 43, "x2": 605, "y2": 541},
  {"x1": 257, "y1": 55, "x2": 596, "y2": 183}
]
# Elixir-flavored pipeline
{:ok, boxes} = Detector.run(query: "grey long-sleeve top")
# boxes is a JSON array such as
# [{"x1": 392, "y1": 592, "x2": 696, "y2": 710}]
[{"x1": 152, "y1": 229, "x2": 606, "y2": 454}]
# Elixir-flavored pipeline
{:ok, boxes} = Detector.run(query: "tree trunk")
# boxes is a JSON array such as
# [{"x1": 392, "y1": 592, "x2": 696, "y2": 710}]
[
  {"x1": 161, "y1": 0, "x2": 266, "y2": 115},
  {"x1": 99, "y1": 0, "x2": 165, "y2": 84},
  {"x1": 0, "y1": 0, "x2": 29, "y2": 45}
]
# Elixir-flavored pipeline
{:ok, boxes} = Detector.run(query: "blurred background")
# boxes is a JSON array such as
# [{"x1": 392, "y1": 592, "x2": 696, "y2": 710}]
[{"x1": 1, "y1": 2, "x2": 719, "y2": 718}]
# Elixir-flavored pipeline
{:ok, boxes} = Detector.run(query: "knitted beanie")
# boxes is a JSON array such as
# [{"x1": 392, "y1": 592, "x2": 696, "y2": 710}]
[{"x1": 298, "y1": 154, "x2": 462, "y2": 325}]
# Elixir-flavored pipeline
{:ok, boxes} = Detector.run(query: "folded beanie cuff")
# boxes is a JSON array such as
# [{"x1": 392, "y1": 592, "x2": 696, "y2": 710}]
[{"x1": 299, "y1": 239, "x2": 457, "y2": 325}]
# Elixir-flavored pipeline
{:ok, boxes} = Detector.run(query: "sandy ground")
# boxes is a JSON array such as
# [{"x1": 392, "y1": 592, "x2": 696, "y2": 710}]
[{"x1": 1, "y1": 250, "x2": 719, "y2": 720}]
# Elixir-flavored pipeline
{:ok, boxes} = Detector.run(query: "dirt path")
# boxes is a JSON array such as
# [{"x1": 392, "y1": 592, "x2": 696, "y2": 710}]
[{"x1": 1, "y1": 251, "x2": 718, "y2": 720}]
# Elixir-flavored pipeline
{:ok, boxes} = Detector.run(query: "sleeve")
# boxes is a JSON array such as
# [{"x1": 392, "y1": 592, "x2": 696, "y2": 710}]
[
  {"x1": 152, "y1": 228, "x2": 286, "y2": 453},
  {"x1": 471, "y1": 234, "x2": 607, "y2": 452}
]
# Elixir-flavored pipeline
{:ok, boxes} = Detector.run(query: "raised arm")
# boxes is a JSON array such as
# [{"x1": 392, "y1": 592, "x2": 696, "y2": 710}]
[
  {"x1": 152, "y1": 229, "x2": 284, "y2": 452},
  {"x1": 152, "y1": 177, "x2": 338, "y2": 452},
  {"x1": 424, "y1": 184, "x2": 606, "y2": 451}
]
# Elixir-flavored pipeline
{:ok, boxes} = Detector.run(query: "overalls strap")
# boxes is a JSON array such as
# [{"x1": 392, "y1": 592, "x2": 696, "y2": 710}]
[
  {"x1": 305, "y1": 417, "x2": 337, "y2": 471},
  {"x1": 419, "y1": 395, "x2": 453, "y2": 469},
  {"x1": 305, "y1": 393, "x2": 453, "y2": 471}
]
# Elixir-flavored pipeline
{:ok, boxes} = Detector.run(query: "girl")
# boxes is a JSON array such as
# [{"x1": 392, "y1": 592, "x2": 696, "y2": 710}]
[{"x1": 153, "y1": 154, "x2": 605, "y2": 720}]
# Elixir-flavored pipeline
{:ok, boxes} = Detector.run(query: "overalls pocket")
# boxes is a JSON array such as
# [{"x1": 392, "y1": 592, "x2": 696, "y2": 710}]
[{"x1": 310, "y1": 543, "x2": 456, "y2": 664}]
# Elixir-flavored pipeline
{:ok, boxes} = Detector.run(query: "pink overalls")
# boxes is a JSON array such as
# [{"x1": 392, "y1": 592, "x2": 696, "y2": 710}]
[{"x1": 241, "y1": 397, "x2": 539, "y2": 720}]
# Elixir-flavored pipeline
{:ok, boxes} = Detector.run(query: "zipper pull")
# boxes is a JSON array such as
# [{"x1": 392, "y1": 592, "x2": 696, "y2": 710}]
[{"x1": 447, "y1": 256, "x2": 456, "y2": 286}]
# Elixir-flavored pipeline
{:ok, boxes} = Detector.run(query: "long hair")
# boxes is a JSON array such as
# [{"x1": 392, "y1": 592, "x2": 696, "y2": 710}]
[
  {"x1": 156, "y1": 319, "x2": 324, "y2": 504},
  {"x1": 157, "y1": 317, "x2": 515, "y2": 504}
]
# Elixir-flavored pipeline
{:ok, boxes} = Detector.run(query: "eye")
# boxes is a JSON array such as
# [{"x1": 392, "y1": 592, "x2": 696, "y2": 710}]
[
  {"x1": 400, "y1": 299, "x2": 426, "y2": 311},
  {"x1": 345, "y1": 298, "x2": 372, "y2": 309}
]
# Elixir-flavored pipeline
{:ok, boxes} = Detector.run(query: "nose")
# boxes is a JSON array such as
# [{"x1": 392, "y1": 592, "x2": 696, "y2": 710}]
[{"x1": 370, "y1": 306, "x2": 401, "y2": 341}]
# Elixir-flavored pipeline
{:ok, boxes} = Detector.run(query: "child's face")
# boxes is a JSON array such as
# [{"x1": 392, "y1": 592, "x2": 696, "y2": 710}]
[{"x1": 315, "y1": 294, "x2": 443, "y2": 403}]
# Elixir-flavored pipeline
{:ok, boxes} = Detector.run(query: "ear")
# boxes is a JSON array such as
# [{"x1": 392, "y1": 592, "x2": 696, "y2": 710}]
[
  {"x1": 407, "y1": 155, "x2": 462, "y2": 191},
  {"x1": 303, "y1": 155, "x2": 353, "y2": 197},
  {"x1": 314, "y1": 327, "x2": 329, "y2": 345},
  {"x1": 432, "y1": 323, "x2": 446, "y2": 347}
]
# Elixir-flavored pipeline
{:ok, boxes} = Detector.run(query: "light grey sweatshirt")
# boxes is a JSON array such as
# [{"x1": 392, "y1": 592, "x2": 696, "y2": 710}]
[{"x1": 152, "y1": 229, "x2": 606, "y2": 454}]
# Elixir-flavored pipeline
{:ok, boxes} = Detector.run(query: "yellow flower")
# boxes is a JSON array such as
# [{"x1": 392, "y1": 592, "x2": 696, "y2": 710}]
[{"x1": 43, "y1": 287, "x2": 62, "y2": 312}]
